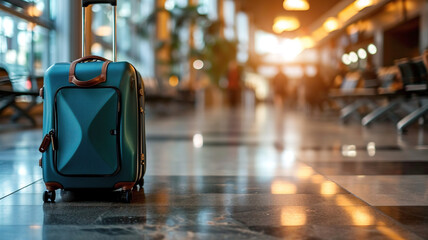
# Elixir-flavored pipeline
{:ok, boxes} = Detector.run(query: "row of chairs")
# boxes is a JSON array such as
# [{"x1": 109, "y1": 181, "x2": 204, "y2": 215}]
[
  {"x1": 0, "y1": 68, "x2": 40, "y2": 126},
  {"x1": 330, "y1": 51, "x2": 428, "y2": 132}
]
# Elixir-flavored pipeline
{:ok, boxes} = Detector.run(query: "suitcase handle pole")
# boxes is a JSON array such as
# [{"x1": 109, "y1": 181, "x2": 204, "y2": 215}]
[
  {"x1": 82, "y1": 0, "x2": 117, "y2": 7},
  {"x1": 81, "y1": 0, "x2": 117, "y2": 62}
]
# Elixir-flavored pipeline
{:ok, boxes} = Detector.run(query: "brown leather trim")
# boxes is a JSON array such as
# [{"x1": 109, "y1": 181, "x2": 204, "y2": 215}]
[
  {"x1": 69, "y1": 55, "x2": 111, "y2": 87},
  {"x1": 45, "y1": 182, "x2": 63, "y2": 191},
  {"x1": 114, "y1": 182, "x2": 135, "y2": 191}
]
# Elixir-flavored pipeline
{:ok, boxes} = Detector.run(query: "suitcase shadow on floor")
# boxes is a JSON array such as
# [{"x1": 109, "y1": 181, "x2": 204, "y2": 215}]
[{"x1": 58, "y1": 187, "x2": 145, "y2": 203}]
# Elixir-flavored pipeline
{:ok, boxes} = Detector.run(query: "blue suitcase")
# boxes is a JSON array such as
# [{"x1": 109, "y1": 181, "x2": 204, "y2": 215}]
[{"x1": 39, "y1": 0, "x2": 146, "y2": 203}]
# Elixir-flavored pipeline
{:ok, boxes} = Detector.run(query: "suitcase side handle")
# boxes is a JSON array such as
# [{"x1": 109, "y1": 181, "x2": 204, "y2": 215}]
[
  {"x1": 69, "y1": 55, "x2": 112, "y2": 87},
  {"x1": 82, "y1": 0, "x2": 117, "y2": 7}
]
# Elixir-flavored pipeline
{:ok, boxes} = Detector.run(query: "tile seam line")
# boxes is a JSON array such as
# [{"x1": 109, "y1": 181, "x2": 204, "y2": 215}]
[
  {"x1": 0, "y1": 178, "x2": 43, "y2": 200},
  {"x1": 299, "y1": 160, "x2": 424, "y2": 239}
]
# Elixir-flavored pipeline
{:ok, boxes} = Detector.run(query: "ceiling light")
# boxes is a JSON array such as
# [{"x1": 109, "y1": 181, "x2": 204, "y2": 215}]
[
  {"x1": 355, "y1": 0, "x2": 374, "y2": 10},
  {"x1": 357, "y1": 48, "x2": 367, "y2": 59},
  {"x1": 300, "y1": 36, "x2": 315, "y2": 49},
  {"x1": 273, "y1": 16, "x2": 300, "y2": 33},
  {"x1": 342, "y1": 54, "x2": 351, "y2": 65},
  {"x1": 367, "y1": 44, "x2": 377, "y2": 54},
  {"x1": 349, "y1": 51, "x2": 358, "y2": 63},
  {"x1": 193, "y1": 59, "x2": 204, "y2": 70},
  {"x1": 323, "y1": 17, "x2": 339, "y2": 32},
  {"x1": 283, "y1": 0, "x2": 310, "y2": 11}
]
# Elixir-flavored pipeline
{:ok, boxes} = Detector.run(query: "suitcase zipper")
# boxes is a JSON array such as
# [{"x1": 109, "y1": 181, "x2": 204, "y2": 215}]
[{"x1": 39, "y1": 130, "x2": 55, "y2": 153}]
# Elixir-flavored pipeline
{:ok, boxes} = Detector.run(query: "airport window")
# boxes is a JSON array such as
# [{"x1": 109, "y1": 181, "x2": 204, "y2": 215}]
[
  {"x1": 0, "y1": 0, "x2": 53, "y2": 91},
  {"x1": 90, "y1": 0, "x2": 155, "y2": 76}
]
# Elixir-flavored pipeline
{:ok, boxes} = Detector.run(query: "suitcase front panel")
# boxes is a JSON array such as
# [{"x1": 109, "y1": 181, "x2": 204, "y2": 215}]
[{"x1": 54, "y1": 87, "x2": 121, "y2": 176}]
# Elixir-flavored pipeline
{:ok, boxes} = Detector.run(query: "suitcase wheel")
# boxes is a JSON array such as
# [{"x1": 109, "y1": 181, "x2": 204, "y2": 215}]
[
  {"x1": 136, "y1": 178, "x2": 144, "y2": 187},
  {"x1": 120, "y1": 190, "x2": 132, "y2": 203},
  {"x1": 43, "y1": 190, "x2": 56, "y2": 203}
]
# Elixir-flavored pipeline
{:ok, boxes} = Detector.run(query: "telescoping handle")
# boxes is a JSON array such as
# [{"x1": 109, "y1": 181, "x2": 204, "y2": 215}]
[
  {"x1": 82, "y1": 0, "x2": 117, "y2": 7},
  {"x1": 81, "y1": 0, "x2": 117, "y2": 62}
]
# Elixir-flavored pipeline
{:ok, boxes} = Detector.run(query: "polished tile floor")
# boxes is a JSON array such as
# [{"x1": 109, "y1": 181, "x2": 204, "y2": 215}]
[{"x1": 0, "y1": 104, "x2": 428, "y2": 239}]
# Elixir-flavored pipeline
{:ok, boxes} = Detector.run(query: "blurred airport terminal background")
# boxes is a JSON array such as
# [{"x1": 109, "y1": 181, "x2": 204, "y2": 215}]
[
  {"x1": 1, "y1": 0, "x2": 427, "y2": 116},
  {"x1": 1, "y1": 0, "x2": 428, "y2": 239}
]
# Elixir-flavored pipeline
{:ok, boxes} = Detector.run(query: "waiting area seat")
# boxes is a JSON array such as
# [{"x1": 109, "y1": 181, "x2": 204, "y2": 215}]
[
  {"x1": 0, "y1": 69, "x2": 41, "y2": 126},
  {"x1": 395, "y1": 55, "x2": 428, "y2": 131},
  {"x1": 360, "y1": 54, "x2": 428, "y2": 131},
  {"x1": 329, "y1": 72, "x2": 379, "y2": 122},
  {"x1": 360, "y1": 65, "x2": 407, "y2": 126},
  {"x1": 328, "y1": 51, "x2": 428, "y2": 132}
]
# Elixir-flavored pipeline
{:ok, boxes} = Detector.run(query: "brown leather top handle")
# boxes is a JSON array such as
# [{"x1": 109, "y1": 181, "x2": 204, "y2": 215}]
[{"x1": 69, "y1": 55, "x2": 112, "y2": 87}]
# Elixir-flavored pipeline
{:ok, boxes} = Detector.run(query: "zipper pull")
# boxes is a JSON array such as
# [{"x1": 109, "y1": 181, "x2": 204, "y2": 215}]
[
  {"x1": 50, "y1": 130, "x2": 56, "y2": 151},
  {"x1": 39, "y1": 130, "x2": 55, "y2": 153},
  {"x1": 39, "y1": 134, "x2": 51, "y2": 153}
]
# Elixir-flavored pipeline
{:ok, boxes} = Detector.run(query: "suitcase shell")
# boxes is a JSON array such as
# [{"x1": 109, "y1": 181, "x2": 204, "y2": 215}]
[{"x1": 41, "y1": 61, "x2": 146, "y2": 191}]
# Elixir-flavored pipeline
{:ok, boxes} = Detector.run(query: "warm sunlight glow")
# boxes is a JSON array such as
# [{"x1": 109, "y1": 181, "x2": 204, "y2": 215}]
[
  {"x1": 296, "y1": 167, "x2": 314, "y2": 179},
  {"x1": 273, "y1": 16, "x2": 300, "y2": 33},
  {"x1": 335, "y1": 195, "x2": 354, "y2": 206},
  {"x1": 271, "y1": 180, "x2": 297, "y2": 194},
  {"x1": 377, "y1": 226, "x2": 407, "y2": 240},
  {"x1": 311, "y1": 175, "x2": 325, "y2": 184},
  {"x1": 350, "y1": 207, "x2": 374, "y2": 225},
  {"x1": 283, "y1": 0, "x2": 310, "y2": 11},
  {"x1": 300, "y1": 36, "x2": 315, "y2": 49},
  {"x1": 281, "y1": 208, "x2": 307, "y2": 226},
  {"x1": 279, "y1": 38, "x2": 304, "y2": 61},
  {"x1": 321, "y1": 181, "x2": 338, "y2": 195}
]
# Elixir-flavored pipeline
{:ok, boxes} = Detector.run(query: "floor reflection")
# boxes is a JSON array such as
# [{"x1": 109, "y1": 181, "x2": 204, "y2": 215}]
[{"x1": 1, "y1": 105, "x2": 427, "y2": 239}]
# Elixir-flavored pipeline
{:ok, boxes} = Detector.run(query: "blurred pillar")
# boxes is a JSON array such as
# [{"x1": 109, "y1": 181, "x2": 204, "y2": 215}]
[
  {"x1": 53, "y1": 0, "x2": 81, "y2": 62},
  {"x1": 187, "y1": 0, "x2": 199, "y2": 90},
  {"x1": 234, "y1": 0, "x2": 240, "y2": 41},
  {"x1": 218, "y1": 0, "x2": 224, "y2": 38},
  {"x1": 155, "y1": 0, "x2": 170, "y2": 84},
  {"x1": 420, "y1": 2, "x2": 428, "y2": 52},
  {"x1": 373, "y1": 28, "x2": 383, "y2": 67},
  {"x1": 247, "y1": 12, "x2": 256, "y2": 66}
]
